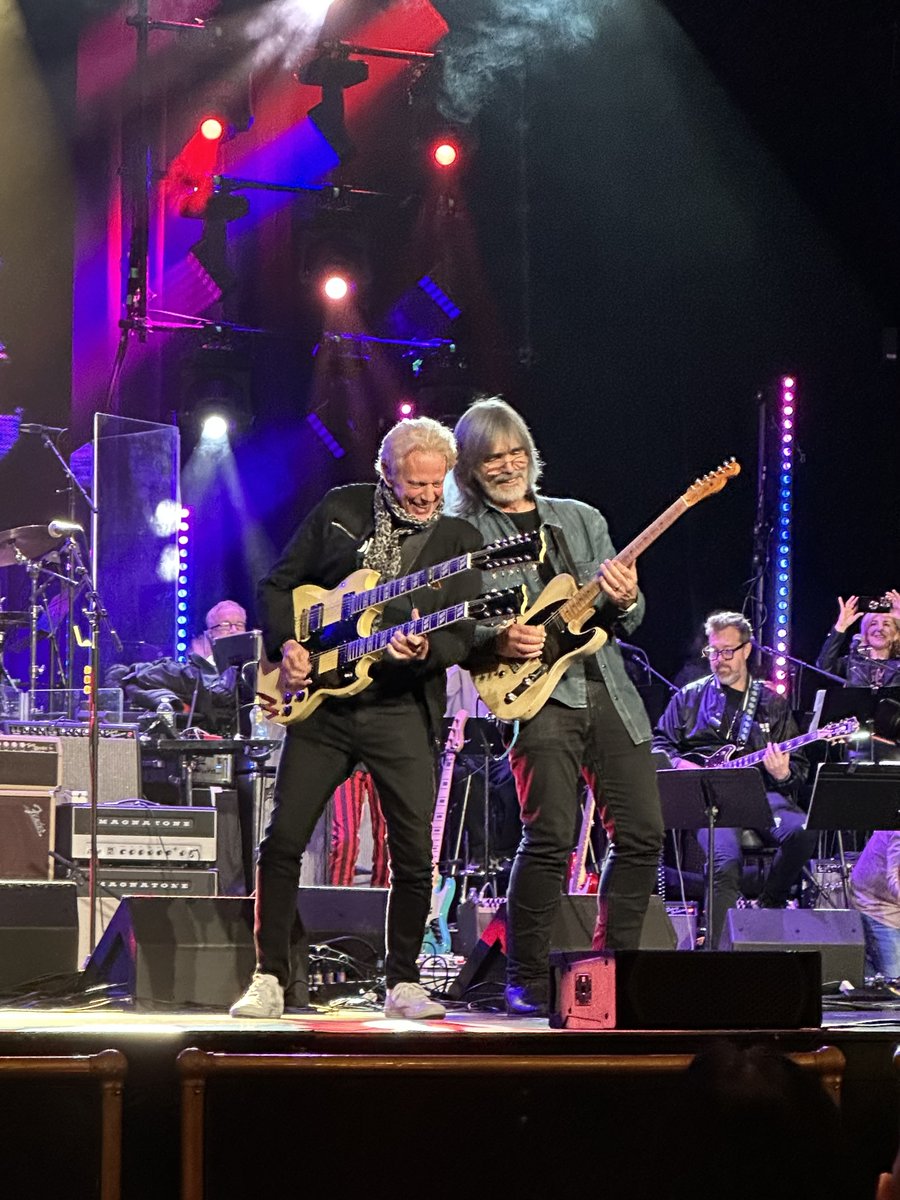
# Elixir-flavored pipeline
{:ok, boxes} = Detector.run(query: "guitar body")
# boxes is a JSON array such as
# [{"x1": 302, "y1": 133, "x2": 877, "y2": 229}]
[
  {"x1": 567, "y1": 854, "x2": 600, "y2": 895},
  {"x1": 422, "y1": 877, "x2": 456, "y2": 956},
  {"x1": 292, "y1": 570, "x2": 382, "y2": 648},
  {"x1": 256, "y1": 606, "x2": 383, "y2": 726},
  {"x1": 472, "y1": 575, "x2": 609, "y2": 720}
]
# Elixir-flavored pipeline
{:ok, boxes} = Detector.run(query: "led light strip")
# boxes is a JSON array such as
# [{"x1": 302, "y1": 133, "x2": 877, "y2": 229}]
[{"x1": 771, "y1": 376, "x2": 796, "y2": 696}]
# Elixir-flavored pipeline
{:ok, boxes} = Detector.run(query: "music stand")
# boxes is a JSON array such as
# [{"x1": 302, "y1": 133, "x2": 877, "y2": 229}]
[
  {"x1": 805, "y1": 762, "x2": 900, "y2": 906},
  {"x1": 212, "y1": 629, "x2": 263, "y2": 738},
  {"x1": 812, "y1": 686, "x2": 900, "y2": 743},
  {"x1": 656, "y1": 768, "x2": 772, "y2": 951}
]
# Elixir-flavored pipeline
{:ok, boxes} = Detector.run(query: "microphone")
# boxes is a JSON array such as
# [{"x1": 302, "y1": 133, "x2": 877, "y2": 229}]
[
  {"x1": 615, "y1": 640, "x2": 647, "y2": 657},
  {"x1": 20, "y1": 423, "x2": 67, "y2": 434},
  {"x1": 48, "y1": 519, "x2": 84, "y2": 539}
]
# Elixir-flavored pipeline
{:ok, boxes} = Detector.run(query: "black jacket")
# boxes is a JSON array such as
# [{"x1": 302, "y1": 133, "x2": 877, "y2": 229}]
[
  {"x1": 652, "y1": 674, "x2": 808, "y2": 795},
  {"x1": 111, "y1": 654, "x2": 239, "y2": 734},
  {"x1": 816, "y1": 628, "x2": 900, "y2": 688},
  {"x1": 257, "y1": 483, "x2": 483, "y2": 738}
]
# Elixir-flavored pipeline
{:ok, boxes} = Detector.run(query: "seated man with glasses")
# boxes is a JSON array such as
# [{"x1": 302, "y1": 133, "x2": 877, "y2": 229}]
[
  {"x1": 652, "y1": 611, "x2": 815, "y2": 948},
  {"x1": 111, "y1": 600, "x2": 249, "y2": 735}
]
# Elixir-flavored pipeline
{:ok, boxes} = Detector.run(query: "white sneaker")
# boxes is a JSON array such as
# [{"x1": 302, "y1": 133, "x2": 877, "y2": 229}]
[
  {"x1": 229, "y1": 972, "x2": 284, "y2": 1019},
  {"x1": 384, "y1": 981, "x2": 446, "y2": 1020}
]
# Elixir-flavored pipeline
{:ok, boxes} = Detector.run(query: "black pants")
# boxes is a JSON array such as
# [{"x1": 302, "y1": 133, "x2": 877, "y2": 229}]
[
  {"x1": 255, "y1": 695, "x2": 435, "y2": 989},
  {"x1": 506, "y1": 679, "x2": 664, "y2": 989}
]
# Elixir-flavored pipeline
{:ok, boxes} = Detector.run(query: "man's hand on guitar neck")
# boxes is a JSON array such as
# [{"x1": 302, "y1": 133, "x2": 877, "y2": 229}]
[
  {"x1": 599, "y1": 558, "x2": 639, "y2": 609},
  {"x1": 386, "y1": 608, "x2": 430, "y2": 663},
  {"x1": 761, "y1": 742, "x2": 791, "y2": 783},
  {"x1": 495, "y1": 621, "x2": 545, "y2": 660},
  {"x1": 279, "y1": 639, "x2": 312, "y2": 691}
]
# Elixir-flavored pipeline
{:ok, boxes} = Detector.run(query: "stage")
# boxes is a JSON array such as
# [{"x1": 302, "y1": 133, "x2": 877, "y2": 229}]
[{"x1": 0, "y1": 989, "x2": 897, "y2": 1200}]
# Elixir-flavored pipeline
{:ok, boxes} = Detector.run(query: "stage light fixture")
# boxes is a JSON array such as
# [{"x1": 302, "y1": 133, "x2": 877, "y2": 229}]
[
  {"x1": 201, "y1": 413, "x2": 230, "y2": 440},
  {"x1": 199, "y1": 116, "x2": 226, "y2": 142},
  {"x1": 397, "y1": 400, "x2": 416, "y2": 418},
  {"x1": 298, "y1": 48, "x2": 369, "y2": 163},
  {"x1": 322, "y1": 273, "x2": 351, "y2": 302},
  {"x1": 431, "y1": 139, "x2": 459, "y2": 168}
]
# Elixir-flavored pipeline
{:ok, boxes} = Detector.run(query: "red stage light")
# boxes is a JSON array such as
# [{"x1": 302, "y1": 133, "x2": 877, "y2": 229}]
[
  {"x1": 199, "y1": 116, "x2": 226, "y2": 142},
  {"x1": 432, "y1": 140, "x2": 459, "y2": 168}
]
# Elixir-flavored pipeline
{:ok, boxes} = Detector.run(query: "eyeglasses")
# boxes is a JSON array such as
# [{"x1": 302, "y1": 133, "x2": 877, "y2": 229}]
[
  {"x1": 481, "y1": 448, "x2": 529, "y2": 472},
  {"x1": 701, "y1": 642, "x2": 748, "y2": 661},
  {"x1": 208, "y1": 621, "x2": 246, "y2": 633}
]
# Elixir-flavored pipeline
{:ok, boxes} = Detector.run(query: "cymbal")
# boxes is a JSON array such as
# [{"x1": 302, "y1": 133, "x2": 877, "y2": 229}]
[
  {"x1": 0, "y1": 611, "x2": 27, "y2": 629},
  {"x1": 0, "y1": 525, "x2": 57, "y2": 567}
]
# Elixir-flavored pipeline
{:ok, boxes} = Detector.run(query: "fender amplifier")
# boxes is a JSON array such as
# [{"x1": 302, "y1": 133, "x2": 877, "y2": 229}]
[
  {"x1": 55, "y1": 803, "x2": 217, "y2": 866},
  {"x1": 0, "y1": 737, "x2": 60, "y2": 788},
  {"x1": 2, "y1": 724, "x2": 140, "y2": 803},
  {"x1": 0, "y1": 789, "x2": 54, "y2": 879}
]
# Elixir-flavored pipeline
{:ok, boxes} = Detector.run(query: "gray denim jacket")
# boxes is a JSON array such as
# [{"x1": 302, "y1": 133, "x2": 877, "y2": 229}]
[{"x1": 464, "y1": 494, "x2": 652, "y2": 745}]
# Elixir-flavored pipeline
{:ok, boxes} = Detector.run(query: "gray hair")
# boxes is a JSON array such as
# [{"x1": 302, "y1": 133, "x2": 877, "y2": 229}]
[
  {"x1": 448, "y1": 396, "x2": 543, "y2": 516},
  {"x1": 376, "y1": 416, "x2": 457, "y2": 482},
  {"x1": 704, "y1": 611, "x2": 753, "y2": 642}
]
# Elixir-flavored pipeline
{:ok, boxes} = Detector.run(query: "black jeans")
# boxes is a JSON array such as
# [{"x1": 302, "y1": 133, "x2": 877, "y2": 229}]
[
  {"x1": 697, "y1": 791, "x2": 818, "y2": 948},
  {"x1": 506, "y1": 678, "x2": 664, "y2": 989},
  {"x1": 255, "y1": 695, "x2": 435, "y2": 989}
]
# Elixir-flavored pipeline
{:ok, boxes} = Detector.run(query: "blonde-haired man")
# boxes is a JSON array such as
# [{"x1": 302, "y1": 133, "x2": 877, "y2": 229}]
[{"x1": 231, "y1": 417, "x2": 482, "y2": 1021}]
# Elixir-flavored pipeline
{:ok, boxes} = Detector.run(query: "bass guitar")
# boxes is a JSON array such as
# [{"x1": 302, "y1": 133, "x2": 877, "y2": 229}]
[
  {"x1": 422, "y1": 709, "x2": 468, "y2": 956},
  {"x1": 282, "y1": 531, "x2": 542, "y2": 652},
  {"x1": 567, "y1": 783, "x2": 600, "y2": 896},
  {"x1": 257, "y1": 588, "x2": 523, "y2": 726},
  {"x1": 684, "y1": 717, "x2": 860, "y2": 770},
  {"x1": 472, "y1": 460, "x2": 741, "y2": 721}
]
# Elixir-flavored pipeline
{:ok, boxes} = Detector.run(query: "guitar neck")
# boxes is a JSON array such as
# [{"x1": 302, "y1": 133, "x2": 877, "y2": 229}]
[
  {"x1": 349, "y1": 555, "x2": 472, "y2": 617},
  {"x1": 560, "y1": 496, "x2": 689, "y2": 623},
  {"x1": 337, "y1": 603, "x2": 470, "y2": 665},
  {"x1": 569, "y1": 786, "x2": 596, "y2": 890},
  {"x1": 431, "y1": 750, "x2": 458, "y2": 864},
  {"x1": 719, "y1": 729, "x2": 818, "y2": 770}
]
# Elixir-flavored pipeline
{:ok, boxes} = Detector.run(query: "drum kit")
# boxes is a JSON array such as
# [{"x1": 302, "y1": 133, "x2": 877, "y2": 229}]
[{"x1": 0, "y1": 522, "x2": 84, "y2": 705}]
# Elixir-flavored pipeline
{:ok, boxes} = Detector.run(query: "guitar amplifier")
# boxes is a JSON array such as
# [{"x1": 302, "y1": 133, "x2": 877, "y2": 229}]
[
  {"x1": 0, "y1": 789, "x2": 55, "y2": 879},
  {"x1": 0, "y1": 736, "x2": 60, "y2": 789},
  {"x1": 2, "y1": 723, "x2": 141, "y2": 803},
  {"x1": 55, "y1": 804, "x2": 217, "y2": 866}
]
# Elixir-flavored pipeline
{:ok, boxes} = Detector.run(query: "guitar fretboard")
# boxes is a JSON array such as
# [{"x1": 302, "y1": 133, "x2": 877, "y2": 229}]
[
  {"x1": 337, "y1": 604, "x2": 471, "y2": 665},
  {"x1": 717, "y1": 729, "x2": 818, "y2": 770},
  {"x1": 559, "y1": 497, "x2": 689, "y2": 624},
  {"x1": 345, "y1": 555, "x2": 472, "y2": 618}
]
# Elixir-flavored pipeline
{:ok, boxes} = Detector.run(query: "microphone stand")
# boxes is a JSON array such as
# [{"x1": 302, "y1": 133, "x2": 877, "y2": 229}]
[
  {"x1": 753, "y1": 643, "x2": 846, "y2": 688},
  {"x1": 616, "y1": 640, "x2": 679, "y2": 695},
  {"x1": 69, "y1": 540, "x2": 122, "y2": 956}
]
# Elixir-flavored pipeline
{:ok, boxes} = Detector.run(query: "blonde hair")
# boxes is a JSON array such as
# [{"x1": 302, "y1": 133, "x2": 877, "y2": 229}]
[
  {"x1": 860, "y1": 613, "x2": 900, "y2": 658},
  {"x1": 376, "y1": 416, "x2": 457, "y2": 481}
]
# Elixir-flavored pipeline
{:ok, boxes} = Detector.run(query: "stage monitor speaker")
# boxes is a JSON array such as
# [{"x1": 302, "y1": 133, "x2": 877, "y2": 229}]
[
  {"x1": 549, "y1": 949, "x2": 822, "y2": 1030},
  {"x1": 82, "y1": 896, "x2": 309, "y2": 1010},
  {"x1": 0, "y1": 788, "x2": 54, "y2": 879},
  {"x1": 720, "y1": 908, "x2": 866, "y2": 988},
  {"x1": 297, "y1": 886, "x2": 389, "y2": 970},
  {"x1": 58, "y1": 733, "x2": 142, "y2": 804},
  {"x1": 449, "y1": 894, "x2": 678, "y2": 1000},
  {"x1": 0, "y1": 881, "x2": 78, "y2": 992}
]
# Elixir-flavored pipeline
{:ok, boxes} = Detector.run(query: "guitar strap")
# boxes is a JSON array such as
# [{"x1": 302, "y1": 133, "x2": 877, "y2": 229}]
[
  {"x1": 543, "y1": 522, "x2": 579, "y2": 585},
  {"x1": 733, "y1": 678, "x2": 764, "y2": 751}
]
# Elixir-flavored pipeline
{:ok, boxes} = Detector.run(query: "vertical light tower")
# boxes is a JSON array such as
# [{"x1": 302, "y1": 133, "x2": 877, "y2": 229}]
[
  {"x1": 176, "y1": 506, "x2": 192, "y2": 661},
  {"x1": 771, "y1": 375, "x2": 796, "y2": 696}
]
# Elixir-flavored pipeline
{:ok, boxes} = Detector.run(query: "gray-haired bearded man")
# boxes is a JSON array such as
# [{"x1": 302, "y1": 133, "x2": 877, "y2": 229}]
[{"x1": 449, "y1": 397, "x2": 663, "y2": 1017}]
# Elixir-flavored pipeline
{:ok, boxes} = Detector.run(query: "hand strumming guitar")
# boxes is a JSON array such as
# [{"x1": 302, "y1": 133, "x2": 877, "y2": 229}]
[
  {"x1": 278, "y1": 639, "x2": 312, "y2": 692},
  {"x1": 495, "y1": 621, "x2": 545, "y2": 660}
]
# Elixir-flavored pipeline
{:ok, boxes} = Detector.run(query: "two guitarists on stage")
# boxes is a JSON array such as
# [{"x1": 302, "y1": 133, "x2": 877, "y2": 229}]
[{"x1": 233, "y1": 396, "x2": 742, "y2": 1021}]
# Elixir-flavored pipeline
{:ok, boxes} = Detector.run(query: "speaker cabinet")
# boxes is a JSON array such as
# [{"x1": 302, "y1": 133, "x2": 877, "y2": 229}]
[
  {"x1": 549, "y1": 949, "x2": 822, "y2": 1030},
  {"x1": 0, "y1": 789, "x2": 54, "y2": 879},
  {"x1": 449, "y1": 894, "x2": 678, "y2": 999},
  {"x1": 720, "y1": 908, "x2": 866, "y2": 988},
  {"x1": 297, "y1": 885, "x2": 389, "y2": 968},
  {"x1": 83, "y1": 896, "x2": 308, "y2": 1010},
  {"x1": 0, "y1": 881, "x2": 77, "y2": 992}
]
